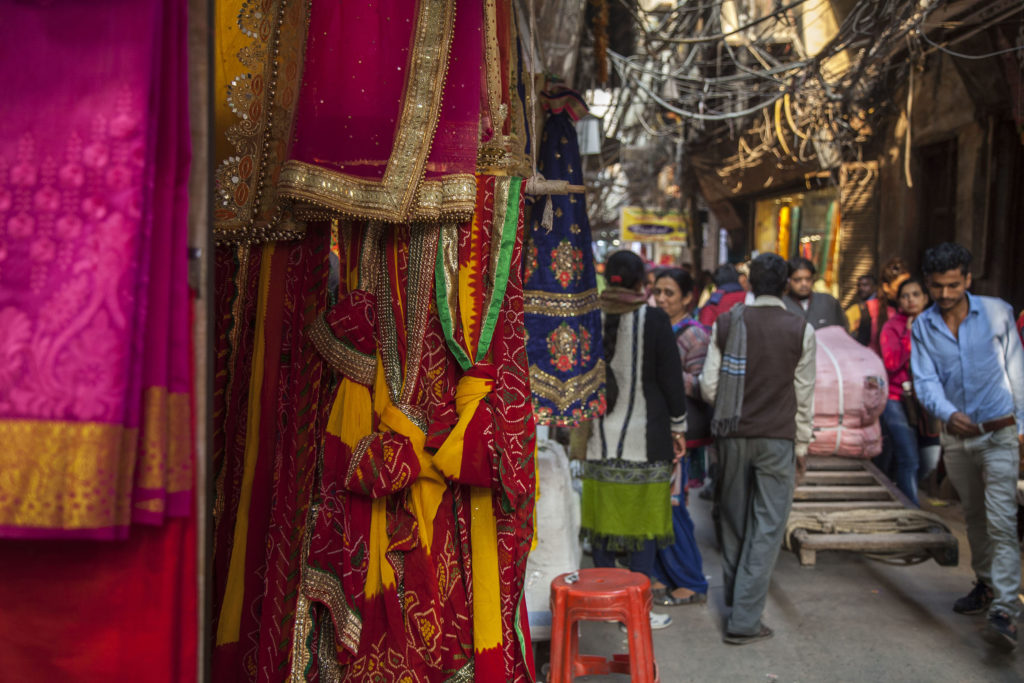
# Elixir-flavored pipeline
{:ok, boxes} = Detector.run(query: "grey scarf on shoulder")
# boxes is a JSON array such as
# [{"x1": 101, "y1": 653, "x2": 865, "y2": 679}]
[{"x1": 711, "y1": 305, "x2": 747, "y2": 437}]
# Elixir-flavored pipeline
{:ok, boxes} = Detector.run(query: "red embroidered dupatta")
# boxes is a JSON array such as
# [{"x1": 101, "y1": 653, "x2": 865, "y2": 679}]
[
  {"x1": 278, "y1": 0, "x2": 482, "y2": 224},
  {"x1": 295, "y1": 177, "x2": 536, "y2": 682}
]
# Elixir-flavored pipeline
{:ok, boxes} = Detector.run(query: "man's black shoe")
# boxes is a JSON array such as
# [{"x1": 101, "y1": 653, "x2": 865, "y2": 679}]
[
  {"x1": 953, "y1": 581, "x2": 993, "y2": 615},
  {"x1": 986, "y1": 610, "x2": 1018, "y2": 651}
]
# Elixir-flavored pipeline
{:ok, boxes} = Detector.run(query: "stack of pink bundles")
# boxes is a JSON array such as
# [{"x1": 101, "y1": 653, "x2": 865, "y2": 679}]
[{"x1": 808, "y1": 326, "x2": 888, "y2": 458}]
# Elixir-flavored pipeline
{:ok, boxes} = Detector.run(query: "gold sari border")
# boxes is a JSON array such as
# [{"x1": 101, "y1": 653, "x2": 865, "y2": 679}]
[
  {"x1": 281, "y1": 161, "x2": 476, "y2": 224},
  {"x1": 137, "y1": 387, "x2": 194, "y2": 494},
  {"x1": 0, "y1": 419, "x2": 136, "y2": 533}
]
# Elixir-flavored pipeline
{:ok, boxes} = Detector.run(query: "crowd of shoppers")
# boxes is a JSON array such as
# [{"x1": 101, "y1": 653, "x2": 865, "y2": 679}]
[{"x1": 590, "y1": 241, "x2": 1024, "y2": 648}]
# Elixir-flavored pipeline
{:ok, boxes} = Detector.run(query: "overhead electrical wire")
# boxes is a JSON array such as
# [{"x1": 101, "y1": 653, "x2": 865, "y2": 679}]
[
  {"x1": 582, "y1": 0, "x2": 1007, "y2": 235},
  {"x1": 592, "y1": 0, "x2": 962, "y2": 152}
]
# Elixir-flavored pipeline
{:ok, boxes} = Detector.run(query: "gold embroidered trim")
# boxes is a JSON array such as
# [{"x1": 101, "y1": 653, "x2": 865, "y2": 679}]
[
  {"x1": 476, "y1": 0, "x2": 509, "y2": 171},
  {"x1": 281, "y1": 162, "x2": 477, "y2": 223},
  {"x1": 401, "y1": 224, "x2": 440, "y2": 406},
  {"x1": 357, "y1": 222, "x2": 385, "y2": 294},
  {"x1": 438, "y1": 222, "x2": 461, "y2": 347},
  {"x1": 305, "y1": 565, "x2": 362, "y2": 655},
  {"x1": 318, "y1": 613, "x2": 342, "y2": 683},
  {"x1": 288, "y1": 592, "x2": 312, "y2": 683},
  {"x1": 483, "y1": 0, "x2": 504, "y2": 136},
  {"x1": 290, "y1": 496, "x2": 319, "y2": 682},
  {"x1": 277, "y1": 0, "x2": 466, "y2": 223},
  {"x1": 523, "y1": 288, "x2": 599, "y2": 317},
  {"x1": 213, "y1": 0, "x2": 309, "y2": 244},
  {"x1": 307, "y1": 313, "x2": 376, "y2": 385},
  {"x1": 489, "y1": 176, "x2": 513, "y2": 281},
  {"x1": 444, "y1": 661, "x2": 475, "y2": 683},
  {"x1": 0, "y1": 420, "x2": 137, "y2": 530},
  {"x1": 530, "y1": 360, "x2": 606, "y2": 413},
  {"x1": 477, "y1": 146, "x2": 512, "y2": 170},
  {"x1": 377, "y1": 251, "x2": 404, "y2": 406}
]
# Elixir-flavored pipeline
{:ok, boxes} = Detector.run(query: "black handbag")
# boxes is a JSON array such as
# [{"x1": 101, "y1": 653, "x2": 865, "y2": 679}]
[
  {"x1": 685, "y1": 393, "x2": 713, "y2": 444},
  {"x1": 900, "y1": 371, "x2": 940, "y2": 438}
]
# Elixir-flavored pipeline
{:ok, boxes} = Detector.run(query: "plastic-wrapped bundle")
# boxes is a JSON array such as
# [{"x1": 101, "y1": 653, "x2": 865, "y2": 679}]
[
  {"x1": 808, "y1": 326, "x2": 888, "y2": 458},
  {"x1": 524, "y1": 440, "x2": 581, "y2": 640}
]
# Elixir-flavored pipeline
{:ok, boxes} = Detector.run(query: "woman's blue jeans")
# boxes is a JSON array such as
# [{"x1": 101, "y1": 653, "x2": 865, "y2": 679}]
[
  {"x1": 881, "y1": 398, "x2": 920, "y2": 506},
  {"x1": 592, "y1": 538, "x2": 657, "y2": 578}
]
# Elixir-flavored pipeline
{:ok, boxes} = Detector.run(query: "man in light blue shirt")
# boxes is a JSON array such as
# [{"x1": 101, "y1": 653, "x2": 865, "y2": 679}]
[{"x1": 911, "y1": 242, "x2": 1024, "y2": 651}]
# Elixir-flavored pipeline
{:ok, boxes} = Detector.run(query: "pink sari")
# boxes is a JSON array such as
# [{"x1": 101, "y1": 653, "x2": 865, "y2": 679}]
[
  {"x1": 278, "y1": 0, "x2": 484, "y2": 223},
  {"x1": 0, "y1": 0, "x2": 193, "y2": 540}
]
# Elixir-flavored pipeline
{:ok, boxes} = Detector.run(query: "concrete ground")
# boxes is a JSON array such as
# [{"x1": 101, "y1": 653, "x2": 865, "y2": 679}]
[{"x1": 543, "y1": 491, "x2": 1024, "y2": 682}]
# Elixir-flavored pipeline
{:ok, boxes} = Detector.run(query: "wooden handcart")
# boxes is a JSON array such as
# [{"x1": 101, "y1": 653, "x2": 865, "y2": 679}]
[{"x1": 786, "y1": 456, "x2": 958, "y2": 568}]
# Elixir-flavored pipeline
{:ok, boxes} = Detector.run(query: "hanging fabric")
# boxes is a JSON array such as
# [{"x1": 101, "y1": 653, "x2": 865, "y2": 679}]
[{"x1": 523, "y1": 87, "x2": 606, "y2": 427}]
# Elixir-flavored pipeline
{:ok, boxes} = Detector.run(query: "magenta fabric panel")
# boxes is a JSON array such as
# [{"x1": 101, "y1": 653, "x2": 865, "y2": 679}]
[
  {"x1": 0, "y1": 0, "x2": 193, "y2": 539},
  {"x1": 0, "y1": 0, "x2": 162, "y2": 426},
  {"x1": 131, "y1": 0, "x2": 194, "y2": 525}
]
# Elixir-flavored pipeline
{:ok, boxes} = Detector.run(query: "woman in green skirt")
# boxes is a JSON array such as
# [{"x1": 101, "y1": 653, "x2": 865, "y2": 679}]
[{"x1": 582, "y1": 251, "x2": 687, "y2": 629}]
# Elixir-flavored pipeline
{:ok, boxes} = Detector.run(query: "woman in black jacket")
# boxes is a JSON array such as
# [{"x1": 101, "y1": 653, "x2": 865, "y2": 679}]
[{"x1": 581, "y1": 250, "x2": 687, "y2": 629}]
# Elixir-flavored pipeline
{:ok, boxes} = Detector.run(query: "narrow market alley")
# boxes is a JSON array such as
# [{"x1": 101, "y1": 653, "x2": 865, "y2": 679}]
[
  {"x1": 4, "y1": 2, "x2": 1024, "y2": 681},
  {"x1": 562, "y1": 493, "x2": 1024, "y2": 682}
]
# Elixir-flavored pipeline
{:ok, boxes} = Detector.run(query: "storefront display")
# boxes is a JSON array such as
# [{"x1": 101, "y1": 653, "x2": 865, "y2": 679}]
[{"x1": 753, "y1": 186, "x2": 840, "y2": 291}]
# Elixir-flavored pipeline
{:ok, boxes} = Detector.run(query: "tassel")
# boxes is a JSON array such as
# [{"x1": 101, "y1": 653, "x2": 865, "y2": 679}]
[{"x1": 541, "y1": 196, "x2": 554, "y2": 232}]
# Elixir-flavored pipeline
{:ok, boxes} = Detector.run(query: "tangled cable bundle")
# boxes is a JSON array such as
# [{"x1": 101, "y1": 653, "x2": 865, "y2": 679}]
[{"x1": 577, "y1": 0, "x2": 1023, "y2": 236}]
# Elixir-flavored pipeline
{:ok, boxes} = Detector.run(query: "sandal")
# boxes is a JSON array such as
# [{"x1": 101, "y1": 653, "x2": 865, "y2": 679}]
[
  {"x1": 723, "y1": 624, "x2": 774, "y2": 645},
  {"x1": 652, "y1": 587, "x2": 707, "y2": 606}
]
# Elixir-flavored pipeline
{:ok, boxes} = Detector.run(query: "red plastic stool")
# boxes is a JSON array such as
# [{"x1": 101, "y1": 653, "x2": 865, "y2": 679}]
[{"x1": 548, "y1": 568, "x2": 659, "y2": 682}]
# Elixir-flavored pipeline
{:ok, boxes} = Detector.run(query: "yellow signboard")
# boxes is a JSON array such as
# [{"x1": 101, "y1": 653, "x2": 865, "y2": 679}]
[{"x1": 621, "y1": 207, "x2": 688, "y2": 243}]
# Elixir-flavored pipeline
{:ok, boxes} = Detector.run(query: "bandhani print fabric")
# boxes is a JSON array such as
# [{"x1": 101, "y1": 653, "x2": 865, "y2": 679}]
[
  {"x1": 210, "y1": 230, "x2": 332, "y2": 682},
  {"x1": 292, "y1": 176, "x2": 536, "y2": 682},
  {"x1": 209, "y1": 1, "x2": 538, "y2": 681},
  {"x1": 523, "y1": 87, "x2": 605, "y2": 427}
]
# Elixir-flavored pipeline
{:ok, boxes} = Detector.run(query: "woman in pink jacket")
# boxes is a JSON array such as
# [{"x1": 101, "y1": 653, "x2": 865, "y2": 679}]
[{"x1": 879, "y1": 276, "x2": 938, "y2": 505}]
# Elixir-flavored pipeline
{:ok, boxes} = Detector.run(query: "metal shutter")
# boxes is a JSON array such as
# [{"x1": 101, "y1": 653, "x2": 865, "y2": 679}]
[{"x1": 838, "y1": 162, "x2": 879, "y2": 309}]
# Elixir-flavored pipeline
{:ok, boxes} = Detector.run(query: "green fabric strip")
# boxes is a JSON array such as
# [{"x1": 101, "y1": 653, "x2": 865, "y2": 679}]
[
  {"x1": 580, "y1": 477, "x2": 673, "y2": 550},
  {"x1": 474, "y1": 176, "x2": 521, "y2": 363},
  {"x1": 513, "y1": 587, "x2": 534, "y2": 683},
  {"x1": 435, "y1": 222, "x2": 473, "y2": 370}
]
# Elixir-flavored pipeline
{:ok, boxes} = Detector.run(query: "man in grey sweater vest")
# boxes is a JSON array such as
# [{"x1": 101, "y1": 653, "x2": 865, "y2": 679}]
[{"x1": 699, "y1": 252, "x2": 816, "y2": 645}]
